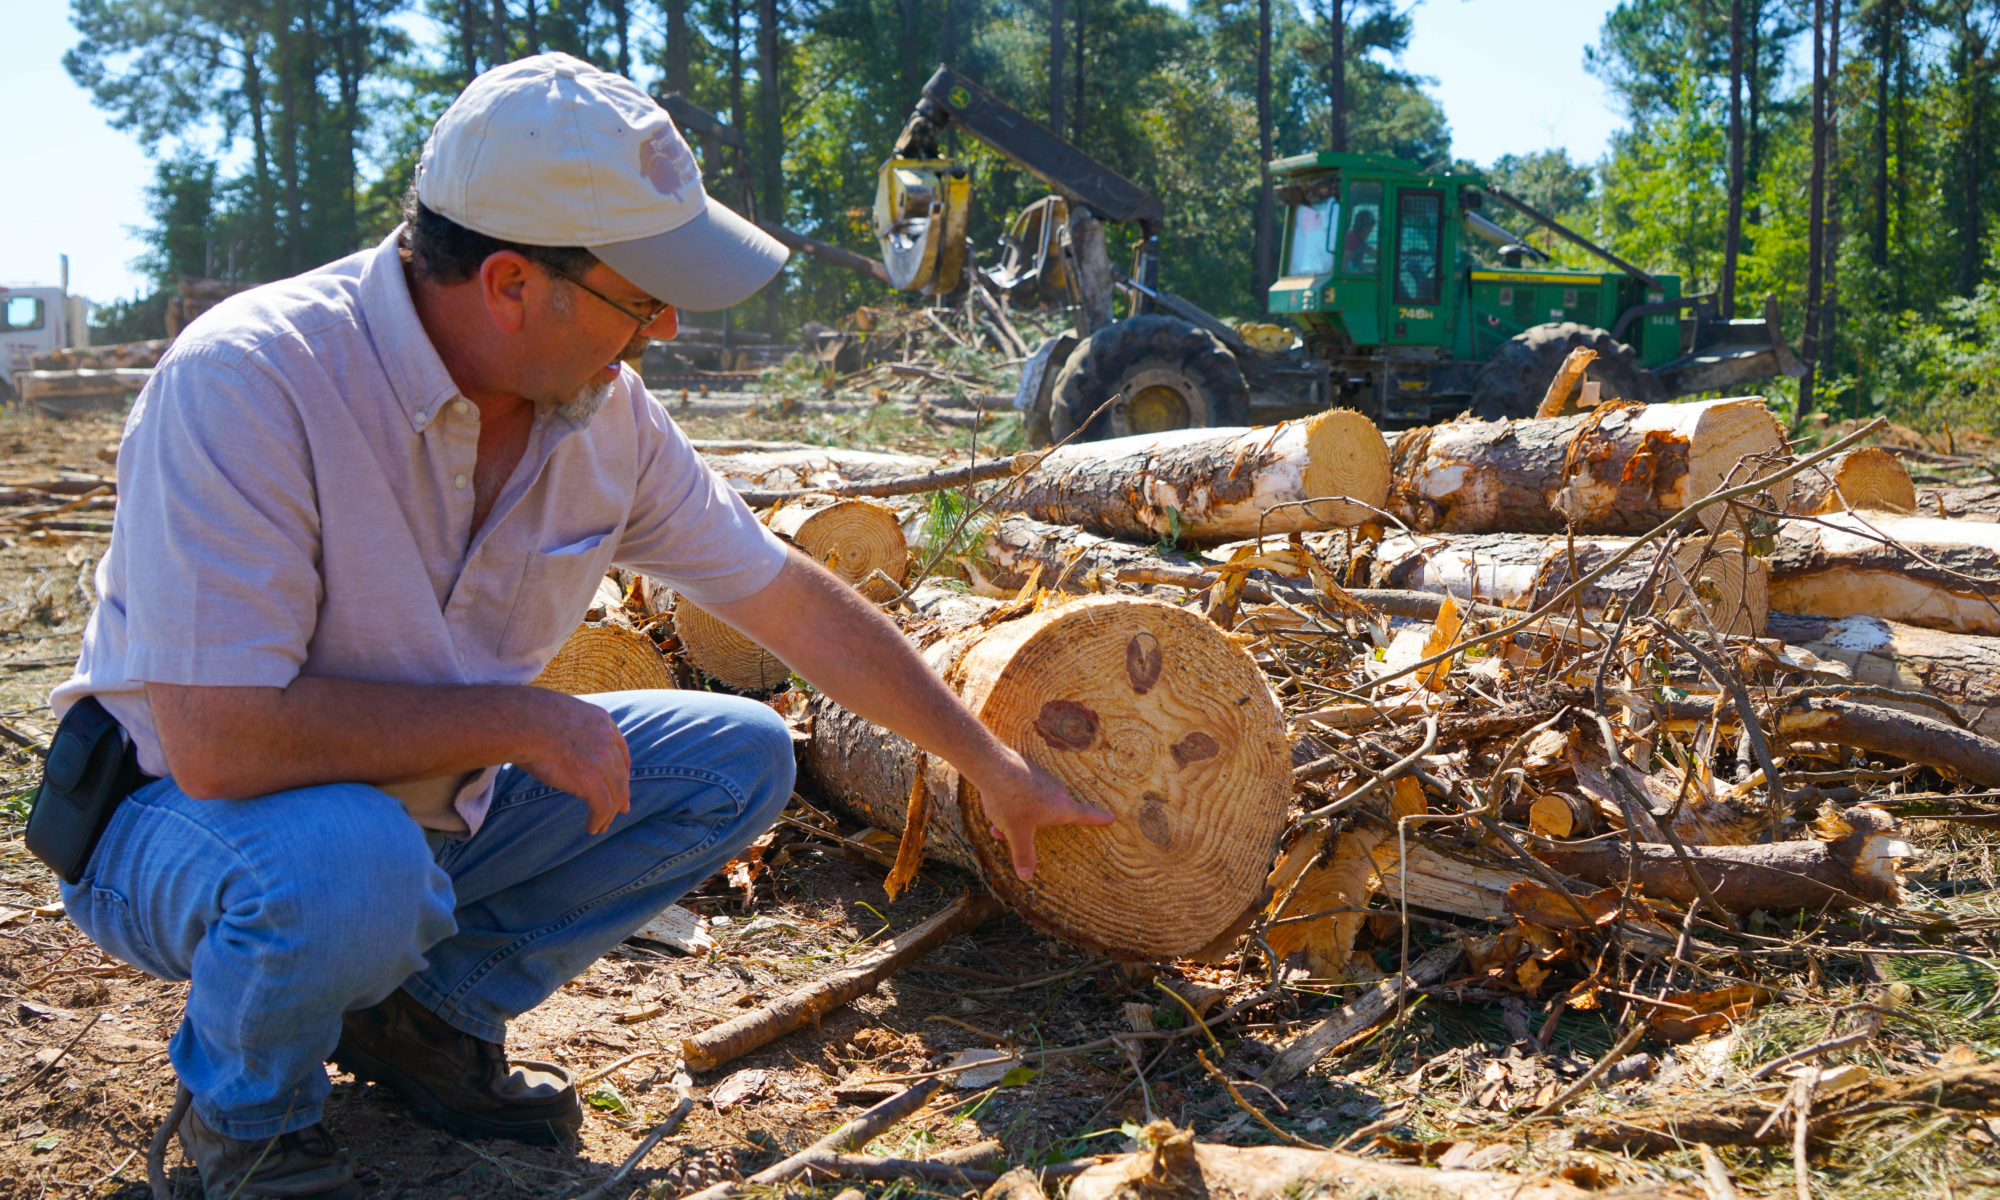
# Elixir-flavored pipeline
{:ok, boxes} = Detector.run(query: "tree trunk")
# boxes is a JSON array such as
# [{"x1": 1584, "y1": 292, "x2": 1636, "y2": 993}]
[
  {"x1": 756, "y1": 0, "x2": 783, "y2": 332},
  {"x1": 1770, "y1": 512, "x2": 2000, "y2": 635},
  {"x1": 1822, "y1": 0, "x2": 1843, "y2": 401},
  {"x1": 1048, "y1": 0, "x2": 1065, "y2": 140},
  {"x1": 1797, "y1": 0, "x2": 1827, "y2": 425},
  {"x1": 664, "y1": 0, "x2": 691, "y2": 96},
  {"x1": 1369, "y1": 529, "x2": 1769, "y2": 636},
  {"x1": 1389, "y1": 397, "x2": 1789, "y2": 536},
  {"x1": 1536, "y1": 805, "x2": 1904, "y2": 914},
  {"x1": 1720, "y1": 0, "x2": 1745, "y2": 316},
  {"x1": 1767, "y1": 610, "x2": 2000, "y2": 739},
  {"x1": 1327, "y1": 0, "x2": 1346, "y2": 153},
  {"x1": 489, "y1": 0, "x2": 508, "y2": 69},
  {"x1": 457, "y1": 0, "x2": 480, "y2": 80},
  {"x1": 1783, "y1": 446, "x2": 1915, "y2": 515},
  {"x1": 994, "y1": 410, "x2": 1390, "y2": 543},
  {"x1": 1255, "y1": 0, "x2": 1274, "y2": 299},
  {"x1": 802, "y1": 592, "x2": 1293, "y2": 961},
  {"x1": 609, "y1": 0, "x2": 632, "y2": 75},
  {"x1": 1071, "y1": 0, "x2": 1086, "y2": 144},
  {"x1": 1871, "y1": 2, "x2": 1892, "y2": 267}
]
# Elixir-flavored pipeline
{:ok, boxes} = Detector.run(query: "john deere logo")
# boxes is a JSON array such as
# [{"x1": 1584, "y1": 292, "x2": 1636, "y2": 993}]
[
  {"x1": 1398, "y1": 307, "x2": 1435, "y2": 320},
  {"x1": 949, "y1": 85, "x2": 972, "y2": 108}
]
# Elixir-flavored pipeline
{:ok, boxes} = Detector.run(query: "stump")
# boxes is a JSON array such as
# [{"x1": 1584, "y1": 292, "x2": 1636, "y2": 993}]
[
  {"x1": 1370, "y1": 529, "x2": 1770, "y2": 635},
  {"x1": 1389, "y1": 396, "x2": 1789, "y2": 535},
  {"x1": 993, "y1": 410, "x2": 1391, "y2": 544},
  {"x1": 1771, "y1": 512, "x2": 2000, "y2": 635},
  {"x1": 1785, "y1": 446, "x2": 1915, "y2": 516},
  {"x1": 803, "y1": 593, "x2": 1292, "y2": 960}
]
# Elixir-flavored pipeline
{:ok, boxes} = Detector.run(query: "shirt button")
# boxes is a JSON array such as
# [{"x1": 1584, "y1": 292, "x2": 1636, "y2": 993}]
[
  {"x1": 454, "y1": 400, "x2": 471, "y2": 415},
  {"x1": 414, "y1": 410, "x2": 428, "y2": 424},
  {"x1": 454, "y1": 474, "x2": 468, "y2": 489}
]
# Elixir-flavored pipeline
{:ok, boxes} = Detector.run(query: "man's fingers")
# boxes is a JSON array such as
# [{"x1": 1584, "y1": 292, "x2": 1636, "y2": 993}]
[{"x1": 1005, "y1": 822, "x2": 1038, "y2": 879}]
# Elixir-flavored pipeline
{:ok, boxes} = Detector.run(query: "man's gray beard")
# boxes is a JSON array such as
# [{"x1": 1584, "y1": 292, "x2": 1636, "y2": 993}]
[{"x1": 542, "y1": 375, "x2": 615, "y2": 423}]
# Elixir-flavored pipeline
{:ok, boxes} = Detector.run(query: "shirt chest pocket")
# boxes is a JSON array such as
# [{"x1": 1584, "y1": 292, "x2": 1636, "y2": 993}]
[{"x1": 498, "y1": 527, "x2": 622, "y2": 662}]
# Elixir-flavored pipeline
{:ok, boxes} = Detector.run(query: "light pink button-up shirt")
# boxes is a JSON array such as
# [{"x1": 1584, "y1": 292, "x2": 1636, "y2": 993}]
[{"x1": 52, "y1": 231, "x2": 790, "y2": 833}]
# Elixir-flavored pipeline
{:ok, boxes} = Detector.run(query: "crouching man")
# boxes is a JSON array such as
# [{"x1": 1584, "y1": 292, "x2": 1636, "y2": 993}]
[{"x1": 39, "y1": 53, "x2": 1109, "y2": 1199}]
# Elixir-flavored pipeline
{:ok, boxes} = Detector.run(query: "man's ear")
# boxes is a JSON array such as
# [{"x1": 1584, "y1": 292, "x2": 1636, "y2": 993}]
[{"x1": 478, "y1": 251, "x2": 538, "y2": 333}]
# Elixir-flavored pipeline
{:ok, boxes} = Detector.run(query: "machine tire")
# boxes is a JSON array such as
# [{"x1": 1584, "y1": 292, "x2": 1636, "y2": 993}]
[
  {"x1": 1048, "y1": 315, "x2": 1250, "y2": 443},
  {"x1": 1468, "y1": 322, "x2": 1656, "y2": 421}
]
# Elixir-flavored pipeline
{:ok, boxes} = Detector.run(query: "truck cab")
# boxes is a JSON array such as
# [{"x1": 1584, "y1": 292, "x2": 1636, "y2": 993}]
[{"x1": 0, "y1": 286, "x2": 89, "y2": 403}]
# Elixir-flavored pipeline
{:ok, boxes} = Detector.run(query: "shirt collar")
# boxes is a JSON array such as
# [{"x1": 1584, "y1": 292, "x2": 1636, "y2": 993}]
[{"x1": 359, "y1": 228, "x2": 466, "y2": 433}]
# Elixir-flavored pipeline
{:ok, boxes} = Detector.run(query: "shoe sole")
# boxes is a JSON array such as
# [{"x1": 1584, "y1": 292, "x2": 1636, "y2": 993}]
[{"x1": 330, "y1": 1037, "x2": 583, "y2": 1145}]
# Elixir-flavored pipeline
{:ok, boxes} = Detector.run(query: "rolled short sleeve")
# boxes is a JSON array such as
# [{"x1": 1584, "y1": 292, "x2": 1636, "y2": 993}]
[
  {"x1": 612, "y1": 388, "x2": 788, "y2": 603},
  {"x1": 117, "y1": 351, "x2": 323, "y2": 687}
]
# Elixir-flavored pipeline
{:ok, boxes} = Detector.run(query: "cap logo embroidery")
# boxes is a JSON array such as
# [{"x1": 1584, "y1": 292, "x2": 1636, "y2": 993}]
[{"x1": 638, "y1": 126, "x2": 700, "y2": 201}]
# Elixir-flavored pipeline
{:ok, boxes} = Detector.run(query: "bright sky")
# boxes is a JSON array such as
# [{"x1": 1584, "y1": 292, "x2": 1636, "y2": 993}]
[{"x1": 2, "y1": 0, "x2": 1625, "y2": 306}]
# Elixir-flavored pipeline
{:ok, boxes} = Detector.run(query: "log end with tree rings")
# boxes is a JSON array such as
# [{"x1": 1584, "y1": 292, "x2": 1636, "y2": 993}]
[
  {"x1": 948, "y1": 596, "x2": 1292, "y2": 960},
  {"x1": 673, "y1": 599, "x2": 792, "y2": 692},
  {"x1": 1666, "y1": 531, "x2": 1770, "y2": 637},
  {"x1": 1296, "y1": 408, "x2": 1392, "y2": 527},
  {"x1": 531, "y1": 624, "x2": 677, "y2": 695},
  {"x1": 1785, "y1": 446, "x2": 1917, "y2": 516},
  {"x1": 765, "y1": 495, "x2": 909, "y2": 601},
  {"x1": 1665, "y1": 396, "x2": 1792, "y2": 524}
]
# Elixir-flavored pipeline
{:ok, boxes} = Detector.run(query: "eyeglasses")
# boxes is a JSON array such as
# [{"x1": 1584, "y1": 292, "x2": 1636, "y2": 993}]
[{"x1": 542, "y1": 263, "x2": 675, "y2": 331}]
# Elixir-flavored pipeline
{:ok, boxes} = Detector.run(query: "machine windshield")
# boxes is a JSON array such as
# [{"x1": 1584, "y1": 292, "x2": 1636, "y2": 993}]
[{"x1": 1285, "y1": 197, "x2": 1339, "y2": 277}]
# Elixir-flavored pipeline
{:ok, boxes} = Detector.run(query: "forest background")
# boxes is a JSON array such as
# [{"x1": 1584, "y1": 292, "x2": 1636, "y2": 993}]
[{"x1": 59, "y1": 0, "x2": 2000, "y2": 431}]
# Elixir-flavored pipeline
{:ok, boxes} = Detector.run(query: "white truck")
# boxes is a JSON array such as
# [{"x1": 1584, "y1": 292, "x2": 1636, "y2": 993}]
[{"x1": 0, "y1": 284, "x2": 91, "y2": 406}]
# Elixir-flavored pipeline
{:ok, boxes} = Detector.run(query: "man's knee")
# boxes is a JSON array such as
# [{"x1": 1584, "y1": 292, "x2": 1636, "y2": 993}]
[{"x1": 244, "y1": 785, "x2": 456, "y2": 970}]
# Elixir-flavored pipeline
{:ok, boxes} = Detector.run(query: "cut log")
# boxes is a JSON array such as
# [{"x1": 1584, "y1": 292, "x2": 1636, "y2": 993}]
[
  {"x1": 673, "y1": 599, "x2": 791, "y2": 692},
  {"x1": 1784, "y1": 446, "x2": 1915, "y2": 515},
  {"x1": 766, "y1": 494, "x2": 908, "y2": 601},
  {"x1": 1370, "y1": 529, "x2": 1769, "y2": 636},
  {"x1": 992, "y1": 410, "x2": 1391, "y2": 544},
  {"x1": 1771, "y1": 512, "x2": 2000, "y2": 635},
  {"x1": 802, "y1": 592, "x2": 1292, "y2": 960},
  {"x1": 978, "y1": 514, "x2": 1212, "y2": 593},
  {"x1": 1917, "y1": 483, "x2": 2000, "y2": 522},
  {"x1": 703, "y1": 447, "x2": 935, "y2": 493},
  {"x1": 1766, "y1": 610, "x2": 2000, "y2": 738},
  {"x1": 1535, "y1": 806, "x2": 1907, "y2": 912},
  {"x1": 532, "y1": 577, "x2": 677, "y2": 694},
  {"x1": 1654, "y1": 694, "x2": 2000, "y2": 788},
  {"x1": 1389, "y1": 396, "x2": 1789, "y2": 535},
  {"x1": 1068, "y1": 1124, "x2": 1598, "y2": 1200}
]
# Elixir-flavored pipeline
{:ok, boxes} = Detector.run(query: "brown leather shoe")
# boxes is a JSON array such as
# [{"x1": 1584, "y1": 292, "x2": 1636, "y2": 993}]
[
  {"x1": 331, "y1": 988, "x2": 582, "y2": 1143},
  {"x1": 176, "y1": 1089, "x2": 362, "y2": 1200}
]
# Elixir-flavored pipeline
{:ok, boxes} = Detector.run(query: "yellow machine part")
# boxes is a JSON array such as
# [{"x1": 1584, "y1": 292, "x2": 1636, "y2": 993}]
[
  {"x1": 874, "y1": 158, "x2": 971, "y2": 296},
  {"x1": 1235, "y1": 322, "x2": 1297, "y2": 353}
]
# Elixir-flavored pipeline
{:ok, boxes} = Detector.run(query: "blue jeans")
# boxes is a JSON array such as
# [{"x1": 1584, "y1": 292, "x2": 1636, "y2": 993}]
[{"x1": 59, "y1": 690, "x2": 794, "y2": 1140}]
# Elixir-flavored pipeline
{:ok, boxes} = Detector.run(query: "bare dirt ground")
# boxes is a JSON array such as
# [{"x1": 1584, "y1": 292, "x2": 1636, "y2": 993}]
[{"x1": 0, "y1": 399, "x2": 1997, "y2": 1200}]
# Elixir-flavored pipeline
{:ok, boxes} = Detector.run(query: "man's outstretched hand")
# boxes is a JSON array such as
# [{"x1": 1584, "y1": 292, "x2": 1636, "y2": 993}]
[{"x1": 972, "y1": 751, "x2": 1116, "y2": 880}]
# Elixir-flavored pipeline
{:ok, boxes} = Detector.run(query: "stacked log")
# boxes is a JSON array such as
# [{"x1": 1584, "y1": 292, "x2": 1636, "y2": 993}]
[
  {"x1": 1368, "y1": 529, "x2": 1769, "y2": 635},
  {"x1": 1771, "y1": 512, "x2": 2000, "y2": 635},
  {"x1": 1917, "y1": 483, "x2": 2000, "y2": 522},
  {"x1": 1388, "y1": 396, "x2": 1789, "y2": 535},
  {"x1": 1765, "y1": 610, "x2": 2000, "y2": 738},
  {"x1": 991, "y1": 410, "x2": 1391, "y2": 543},
  {"x1": 1784, "y1": 445, "x2": 1915, "y2": 515},
  {"x1": 803, "y1": 590, "x2": 1292, "y2": 960},
  {"x1": 532, "y1": 576, "x2": 677, "y2": 694}
]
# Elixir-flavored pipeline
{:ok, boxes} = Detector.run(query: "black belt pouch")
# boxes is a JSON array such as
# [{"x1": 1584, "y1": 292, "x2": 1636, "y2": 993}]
[{"x1": 25, "y1": 696, "x2": 149, "y2": 885}]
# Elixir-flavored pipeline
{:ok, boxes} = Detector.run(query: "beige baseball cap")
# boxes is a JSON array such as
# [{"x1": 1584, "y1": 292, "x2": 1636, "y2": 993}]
[{"x1": 416, "y1": 52, "x2": 787, "y2": 311}]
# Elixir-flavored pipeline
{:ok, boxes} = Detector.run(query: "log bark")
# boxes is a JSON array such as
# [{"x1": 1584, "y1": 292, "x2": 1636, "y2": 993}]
[
  {"x1": 991, "y1": 410, "x2": 1390, "y2": 544},
  {"x1": 802, "y1": 592, "x2": 1293, "y2": 960},
  {"x1": 1917, "y1": 483, "x2": 2000, "y2": 522},
  {"x1": 1766, "y1": 610, "x2": 2000, "y2": 738},
  {"x1": 1656, "y1": 693, "x2": 2000, "y2": 788},
  {"x1": 1771, "y1": 512, "x2": 2000, "y2": 635},
  {"x1": 1535, "y1": 805, "x2": 1906, "y2": 912},
  {"x1": 1369, "y1": 529, "x2": 1769, "y2": 636},
  {"x1": 1784, "y1": 445, "x2": 1915, "y2": 515},
  {"x1": 681, "y1": 893, "x2": 1003, "y2": 1072},
  {"x1": 977, "y1": 514, "x2": 1212, "y2": 594},
  {"x1": 1067, "y1": 1127, "x2": 1598, "y2": 1200},
  {"x1": 1389, "y1": 397, "x2": 1788, "y2": 535},
  {"x1": 703, "y1": 447, "x2": 936, "y2": 493}
]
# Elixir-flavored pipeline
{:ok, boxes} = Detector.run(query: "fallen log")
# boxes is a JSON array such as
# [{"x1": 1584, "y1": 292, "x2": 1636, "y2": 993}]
[
  {"x1": 1388, "y1": 396, "x2": 1788, "y2": 535},
  {"x1": 1260, "y1": 945, "x2": 1462, "y2": 1083},
  {"x1": 1784, "y1": 445, "x2": 1915, "y2": 515},
  {"x1": 672, "y1": 597, "x2": 790, "y2": 692},
  {"x1": 1765, "y1": 610, "x2": 2000, "y2": 738},
  {"x1": 978, "y1": 514, "x2": 1212, "y2": 594},
  {"x1": 991, "y1": 410, "x2": 1391, "y2": 544},
  {"x1": 681, "y1": 893, "x2": 1003, "y2": 1073},
  {"x1": 735, "y1": 456, "x2": 1031, "y2": 506},
  {"x1": 1918, "y1": 483, "x2": 2000, "y2": 522},
  {"x1": 765, "y1": 494, "x2": 908, "y2": 601},
  {"x1": 1535, "y1": 805, "x2": 1907, "y2": 913},
  {"x1": 803, "y1": 592, "x2": 1293, "y2": 960},
  {"x1": 1369, "y1": 529, "x2": 1769, "y2": 636},
  {"x1": 1771, "y1": 512, "x2": 2000, "y2": 635},
  {"x1": 1067, "y1": 1122, "x2": 1606, "y2": 1200},
  {"x1": 703, "y1": 447, "x2": 936, "y2": 494},
  {"x1": 531, "y1": 577, "x2": 677, "y2": 694},
  {"x1": 1653, "y1": 694, "x2": 2000, "y2": 788}
]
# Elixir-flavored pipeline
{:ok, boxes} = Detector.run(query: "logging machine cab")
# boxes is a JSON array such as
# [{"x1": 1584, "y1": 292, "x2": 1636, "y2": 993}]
[
  {"x1": 0, "y1": 285, "x2": 88, "y2": 406},
  {"x1": 1266, "y1": 152, "x2": 1800, "y2": 424}
]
